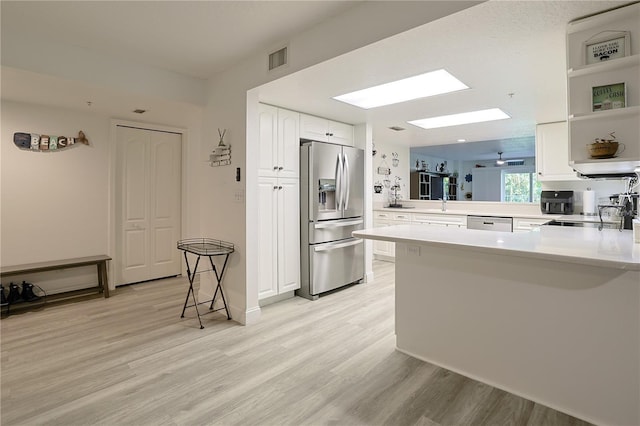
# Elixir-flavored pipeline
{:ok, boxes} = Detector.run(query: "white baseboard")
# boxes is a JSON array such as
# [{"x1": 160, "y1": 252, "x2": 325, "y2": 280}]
[
  {"x1": 243, "y1": 306, "x2": 262, "y2": 325},
  {"x1": 258, "y1": 291, "x2": 294, "y2": 307}
]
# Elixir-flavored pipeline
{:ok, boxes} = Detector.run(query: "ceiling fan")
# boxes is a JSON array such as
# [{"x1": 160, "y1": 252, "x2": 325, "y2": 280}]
[{"x1": 496, "y1": 152, "x2": 505, "y2": 165}]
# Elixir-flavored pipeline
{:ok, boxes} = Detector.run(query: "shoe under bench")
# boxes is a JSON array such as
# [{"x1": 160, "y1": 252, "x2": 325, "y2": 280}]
[{"x1": 1, "y1": 255, "x2": 112, "y2": 300}]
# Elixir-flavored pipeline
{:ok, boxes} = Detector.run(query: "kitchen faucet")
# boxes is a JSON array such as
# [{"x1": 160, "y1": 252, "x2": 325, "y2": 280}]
[{"x1": 441, "y1": 195, "x2": 447, "y2": 212}]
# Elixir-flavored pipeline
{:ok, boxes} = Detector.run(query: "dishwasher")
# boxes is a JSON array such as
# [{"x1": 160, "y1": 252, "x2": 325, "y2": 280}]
[{"x1": 467, "y1": 215, "x2": 513, "y2": 232}]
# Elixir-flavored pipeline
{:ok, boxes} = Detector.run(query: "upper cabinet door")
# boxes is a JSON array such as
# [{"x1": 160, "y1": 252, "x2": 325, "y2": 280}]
[
  {"x1": 300, "y1": 113, "x2": 329, "y2": 142},
  {"x1": 277, "y1": 108, "x2": 300, "y2": 178},
  {"x1": 328, "y1": 121, "x2": 354, "y2": 146},
  {"x1": 536, "y1": 121, "x2": 579, "y2": 181},
  {"x1": 300, "y1": 113, "x2": 354, "y2": 146},
  {"x1": 258, "y1": 104, "x2": 278, "y2": 177}
]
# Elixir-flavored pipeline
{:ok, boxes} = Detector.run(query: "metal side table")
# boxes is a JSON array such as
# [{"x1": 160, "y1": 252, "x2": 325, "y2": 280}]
[{"x1": 177, "y1": 238, "x2": 234, "y2": 329}]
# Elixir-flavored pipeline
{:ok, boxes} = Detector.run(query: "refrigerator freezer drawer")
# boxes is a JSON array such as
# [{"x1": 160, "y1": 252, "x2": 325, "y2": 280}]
[
  {"x1": 308, "y1": 218, "x2": 364, "y2": 244},
  {"x1": 309, "y1": 238, "x2": 364, "y2": 295}
]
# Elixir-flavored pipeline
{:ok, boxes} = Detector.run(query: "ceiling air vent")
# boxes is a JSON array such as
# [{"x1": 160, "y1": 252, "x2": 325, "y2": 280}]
[
  {"x1": 268, "y1": 46, "x2": 288, "y2": 71},
  {"x1": 389, "y1": 126, "x2": 406, "y2": 131},
  {"x1": 506, "y1": 159, "x2": 525, "y2": 166}
]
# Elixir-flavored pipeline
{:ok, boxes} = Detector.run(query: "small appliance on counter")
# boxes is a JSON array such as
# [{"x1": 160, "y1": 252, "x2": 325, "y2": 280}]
[
  {"x1": 540, "y1": 191, "x2": 574, "y2": 214},
  {"x1": 600, "y1": 193, "x2": 639, "y2": 230}
]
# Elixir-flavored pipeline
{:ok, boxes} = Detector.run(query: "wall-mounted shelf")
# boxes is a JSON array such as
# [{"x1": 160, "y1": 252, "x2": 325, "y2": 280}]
[
  {"x1": 566, "y1": 2, "x2": 639, "y2": 176},
  {"x1": 568, "y1": 54, "x2": 640, "y2": 77},
  {"x1": 570, "y1": 158, "x2": 640, "y2": 176},
  {"x1": 569, "y1": 105, "x2": 640, "y2": 121}
]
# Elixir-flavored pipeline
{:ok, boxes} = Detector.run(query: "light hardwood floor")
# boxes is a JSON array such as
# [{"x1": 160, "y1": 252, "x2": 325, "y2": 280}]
[{"x1": 1, "y1": 261, "x2": 592, "y2": 426}]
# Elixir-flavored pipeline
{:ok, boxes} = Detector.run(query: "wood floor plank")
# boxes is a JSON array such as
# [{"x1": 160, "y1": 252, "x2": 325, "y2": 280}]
[{"x1": 1, "y1": 260, "x2": 593, "y2": 425}]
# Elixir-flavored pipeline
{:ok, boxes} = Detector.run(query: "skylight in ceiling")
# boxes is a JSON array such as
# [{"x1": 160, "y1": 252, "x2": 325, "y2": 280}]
[
  {"x1": 332, "y1": 69, "x2": 469, "y2": 109},
  {"x1": 408, "y1": 108, "x2": 510, "y2": 130}
]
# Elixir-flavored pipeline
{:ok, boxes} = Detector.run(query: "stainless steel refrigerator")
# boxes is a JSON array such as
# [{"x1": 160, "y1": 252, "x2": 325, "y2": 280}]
[{"x1": 297, "y1": 141, "x2": 365, "y2": 300}]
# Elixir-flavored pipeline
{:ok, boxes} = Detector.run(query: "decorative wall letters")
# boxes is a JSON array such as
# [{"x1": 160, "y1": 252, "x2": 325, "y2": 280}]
[{"x1": 13, "y1": 131, "x2": 89, "y2": 152}]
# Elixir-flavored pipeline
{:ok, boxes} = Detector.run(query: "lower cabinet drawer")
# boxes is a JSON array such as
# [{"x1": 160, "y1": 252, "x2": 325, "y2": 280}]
[{"x1": 413, "y1": 214, "x2": 466, "y2": 227}]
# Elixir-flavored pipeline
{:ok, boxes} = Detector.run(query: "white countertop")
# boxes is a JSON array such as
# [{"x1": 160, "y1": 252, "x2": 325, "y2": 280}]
[
  {"x1": 376, "y1": 207, "x2": 554, "y2": 219},
  {"x1": 354, "y1": 224, "x2": 640, "y2": 271},
  {"x1": 376, "y1": 207, "x2": 620, "y2": 223}
]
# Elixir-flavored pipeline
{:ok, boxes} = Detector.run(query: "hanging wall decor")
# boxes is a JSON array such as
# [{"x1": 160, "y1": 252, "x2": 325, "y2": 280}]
[
  {"x1": 210, "y1": 128, "x2": 231, "y2": 166},
  {"x1": 377, "y1": 154, "x2": 391, "y2": 175},
  {"x1": 391, "y1": 152, "x2": 399, "y2": 167},
  {"x1": 13, "y1": 131, "x2": 89, "y2": 151}
]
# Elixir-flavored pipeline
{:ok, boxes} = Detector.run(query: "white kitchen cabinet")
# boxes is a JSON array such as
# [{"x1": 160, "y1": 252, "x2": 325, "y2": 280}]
[
  {"x1": 372, "y1": 220, "x2": 395, "y2": 259},
  {"x1": 566, "y1": 4, "x2": 640, "y2": 176},
  {"x1": 258, "y1": 104, "x2": 299, "y2": 178},
  {"x1": 412, "y1": 213, "x2": 467, "y2": 228},
  {"x1": 535, "y1": 121, "x2": 579, "y2": 181},
  {"x1": 372, "y1": 211, "x2": 396, "y2": 260},
  {"x1": 513, "y1": 217, "x2": 550, "y2": 232},
  {"x1": 258, "y1": 176, "x2": 300, "y2": 299},
  {"x1": 300, "y1": 113, "x2": 354, "y2": 146}
]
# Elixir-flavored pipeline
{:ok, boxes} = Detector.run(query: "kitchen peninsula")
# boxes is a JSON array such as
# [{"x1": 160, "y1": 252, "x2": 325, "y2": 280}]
[{"x1": 354, "y1": 224, "x2": 640, "y2": 426}]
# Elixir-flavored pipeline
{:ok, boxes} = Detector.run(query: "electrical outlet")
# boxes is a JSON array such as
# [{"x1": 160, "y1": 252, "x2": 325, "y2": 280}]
[
  {"x1": 234, "y1": 189, "x2": 244, "y2": 203},
  {"x1": 406, "y1": 245, "x2": 420, "y2": 257}
]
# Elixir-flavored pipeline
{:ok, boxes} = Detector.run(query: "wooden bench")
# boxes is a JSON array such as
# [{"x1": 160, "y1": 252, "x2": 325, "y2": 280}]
[{"x1": 1, "y1": 255, "x2": 112, "y2": 298}]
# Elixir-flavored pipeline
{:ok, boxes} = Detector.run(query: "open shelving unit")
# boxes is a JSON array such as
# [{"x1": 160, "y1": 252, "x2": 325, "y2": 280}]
[
  {"x1": 566, "y1": 3, "x2": 640, "y2": 175},
  {"x1": 410, "y1": 172, "x2": 457, "y2": 200}
]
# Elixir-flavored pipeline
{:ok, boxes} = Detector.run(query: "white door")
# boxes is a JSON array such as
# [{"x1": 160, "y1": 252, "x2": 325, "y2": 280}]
[
  {"x1": 257, "y1": 176, "x2": 278, "y2": 299},
  {"x1": 258, "y1": 104, "x2": 278, "y2": 177},
  {"x1": 277, "y1": 108, "x2": 300, "y2": 178},
  {"x1": 328, "y1": 120, "x2": 354, "y2": 146},
  {"x1": 117, "y1": 126, "x2": 182, "y2": 285},
  {"x1": 535, "y1": 121, "x2": 578, "y2": 181},
  {"x1": 300, "y1": 113, "x2": 329, "y2": 141},
  {"x1": 277, "y1": 178, "x2": 300, "y2": 293},
  {"x1": 373, "y1": 220, "x2": 395, "y2": 258}
]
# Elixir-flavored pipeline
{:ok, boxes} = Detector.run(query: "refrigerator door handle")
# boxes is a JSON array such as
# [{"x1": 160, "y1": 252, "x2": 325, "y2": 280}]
[
  {"x1": 343, "y1": 153, "x2": 350, "y2": 211},
  {"x1": 314, "y1": 219, "x2": 363, "y2": 229},
  {"x1": 335, "y1": 152, "x2": 343, "y2": 211},
  {"x1": 313, "y1": 238, "x2": 362, "y2": 252}
]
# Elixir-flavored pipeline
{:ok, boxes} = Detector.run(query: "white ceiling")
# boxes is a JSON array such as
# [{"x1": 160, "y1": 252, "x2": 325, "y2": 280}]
[
  {"x1": 0, "y1": 1, "x2": 360, "y2": 79},
  {"x1": 257, "y1": 1, "x2": 630, "y2": 160},
  {"x1": 1, "y1": 0, "x2": 630, "y2": 161}
]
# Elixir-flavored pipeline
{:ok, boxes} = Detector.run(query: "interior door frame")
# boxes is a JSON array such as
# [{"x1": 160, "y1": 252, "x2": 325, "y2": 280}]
[{"x1": 108, "y1": 119, "x2": 188, "y2": 289}]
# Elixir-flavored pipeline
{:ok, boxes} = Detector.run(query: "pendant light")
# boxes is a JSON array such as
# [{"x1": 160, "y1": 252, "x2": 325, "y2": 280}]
[{"x1": 496, "y1": 152, "x2": 505, "y2": 165}]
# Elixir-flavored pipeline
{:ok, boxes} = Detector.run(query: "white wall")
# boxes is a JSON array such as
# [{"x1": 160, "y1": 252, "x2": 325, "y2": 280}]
[
  {"x1": 542, "y1": 178, "x2": 632, "y2": 214},
  {"x1": 199, "y1": 2, "x2": 481, "y2": 324},
  {"x1": 471, "y1": 167, "x2": 503, "y2": 202},
  {"x1": 1, "y1": 101, "x2": 110, "y2": 292},
  {"x1": 1, "y1": 36, "x2": 206, "y2": 106},
  {"x1": 0, "y1": 1, "x2": 482, "y2": 318},
  {"x1": 0, "y1": 100, "x2": 204, "y2": 293},
  {"x1": 373, "y1": 140, "x2": 410, "y2": 205},
  {"x1": 1, "y1": 101, "x2": 109, "y2": 260}
]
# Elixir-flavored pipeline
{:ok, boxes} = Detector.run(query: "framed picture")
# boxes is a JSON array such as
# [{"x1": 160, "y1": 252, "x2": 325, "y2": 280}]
[
  {"x1": 583, "y1": 31, "x2": 630, "y2": 65},
  {"x1": 592, "y1": 82, "x2": 626, "y2": 112}
]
